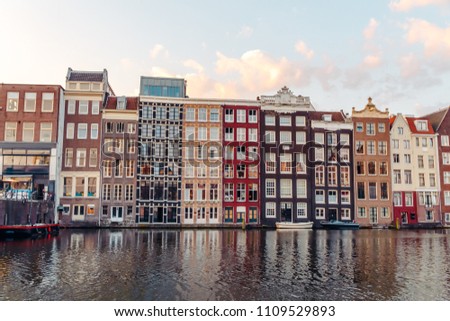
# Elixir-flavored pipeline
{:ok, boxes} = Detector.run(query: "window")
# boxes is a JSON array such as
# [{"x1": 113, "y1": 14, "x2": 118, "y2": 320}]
[
  {"x1": 296, "y1": 116, "x2": 306, "y2": 126},
  {"x1": 340, "y1": 134, "x2": 350, "y2": 145},
  {"x1": 442, "y1": 135, "x2": 449, "y2": 146},
  {"x1": 419, "y1": 173, "x2": 425, "y2": 187},
  {"x1": 127, "y1": 123, "x2": 136, "y2": 134},
  {"x1": 296, "y1": 179, "x2": 307, "y2": 198},
  {"x1": 248, "y1": 184, "x2": 258, "y2": 201},
  {"x1": 237, "y1": 164, "x2": 246, "y2": 178},
  {"x1": 78, "y1": 123, "x2": 87, "y2": 139},
  {"x1": 341, "y1": 166, "x2": 350, "y2": 186},
  {"x1": 79, "y1": 100, "x2": 88, "y2": 114},
  {"x1": 266, "y1": 153, "x2": 276, "y2": 173},
  {"x1": 315, "y1": 166, "x2": 325, "y2": 185},
  {"x1": 266, "y1": 179, "x2": 276, "y2": 197},
  {"x1": 296, "y1": 153, "x2": 306, "y2": 173},
  {"x1": 445, "y1": 192, "x2": 450, "y2": 205},
  {"x1": 327, "y1": 133, "x2": 337, "y2": 146},
  {"x1": 91, "y1": 124, "x2": 99, "y2": 139},
  {"x1": 198, "y1": 108, "x2": 207, "y2": 122},
  {"x1": 249, "y1": 128, "x2": 257, "y2": 142},
  {"x1": 265, "y1": 115, "x2": 275, "y2": 125},
  {"x1": 225, "y1": 109, "x2": 234, "y2": 122},
  {"x1": 315, "y1": 133, "x2": 324, "y2": 144},
  {"x1": 404, "y1": 140, "x2": 410, "y2": 149},
  {"x1": 428, "y1": 156, "x2": 435, "y2": 169},
  {"x1": 297, "y1": 203, "x2": 307, "y2": 218},
  {"x1": 280, "y1": 154, "x2": 292, "y2": 173},
  {"x1": 394, "y1": 170, "x2": 401, "y2": 184},
  {"x1": 265, "y1": 131, "x2": 275, "y2": 143},
  {"x1": 186, "y1": 127, "x2": 195, "y2": 141},
  {"x1": 356, "y1": 141, "x2": 364, "y2": 154},
  {"x1": 90, "y1": 101, "x2": 99, "y2": 115},
  {"x1": 225, "y1": 128, "x2": 234, "y2": 141},
  {"x1": 443, "y1": 153, "x2": 450, "y2": 165},
  {"x1": 393, "y1": 139, "x2": 399, "y2": 149},
  {"x1": 225, "y1": 146, "x2": 234, "y2": 160},
  {"x1": 197, "y1": 184, "x2": 206, "y2": 201},
  {"x1": 369, "y1": 182, "x2": 377, "y2": 200},
  {"x1": 186, "y1": 108, "x2": 195, "y2": 121},
  {"x1": 6, "y1": 92, "x2": 19, "y2": 111},
  {"x1": 73, "y1": 205, "x2": 85, "y2": 217},
  {"x1": 266, "y1": 203, "x2": 276, "y2": 218},
  {"x1": 237, "y1": 128, "x2": 246, "y2": 141},
  {"x1": 198, "y1": 127, "x2": 207, "y2": 141},
  {"x1": 63, "y1": 177, "x2": 72, "y2": 196},
  {"x1": 393, "y1": 154, "x2": 400, "y2": 163},
  {"x1": 296, "y1": 131, "x2": 306, "y2": 144},
  {"x1": 398, "y1": 127, "x2": 404, "y2": 135},
  {"x1": 368, "y1": 161, "x2": 376, "y2": 175},
  {"x1": 328, "y1": 166, "x2": 337, "y2": 186},
  {"x1": 102, "y1": 184, "x2": 111, "y2": 201},
  {"x1": 103, "y1": 160, "x2": 112, "y2": 177},
  {"x1": 356, "y1": 161, "x2": 365, "y2": 175},
  {"x1": 418, "y1": 156, "x2": 424, "y2": 168},
  {"x1": 405, "y1": 192, "x2": 413, "y2": 206},
  {"x1": 184, "y1": 184, "x2": 194, "y2": 201},
  {"x1": 357, "y1": 182, "x2": 365, "y2": 199},
  {"x1": 237, "y1": 183, "x2": 246, "y2": 202},
  {"x1": 356, "y1": 122, "x2": 363, "y2": 132},
  {"x1": 380, "y1": 182, "x2": 388, "y2": 200},
  {"x1": 378, "y1": 123, "x2": 385, "y2": 133},
  {"x1": 328, "y1": 190, "x2": 337, "y2": 204},
  {"x1": 41, "y1": 93, "x2": 54, "y2": 112},
  {"x1": 380, "y1": 207, "x2": 389, "y2": 219},
  {"x1": 39, "y1": 123, "x2": 52, "y2": 142},
  {"x1": 315, "y1": 190, "x2": 325, "y2": 203},
  {"x1": 380, "y1": 162, "x2": 388, "y2": 175},
  {"x1": 405, "y1": 170, "x2": 412, "y2": 184},
  {"x1": 114, "y1": 184, "x2": 122, "y2": 201},
  {"x1": 4, "y1": 122, "x2": 17, "y2": 141},
  {"x1": 280, "y1": 179, "x2": 292, "y2": 198},
  {"x1": 65, "y1": 148, "x2": 73, "y2": 167},
  {"x1": 280, "y1": 131, "x2": 292, "y2": 144},
  {"x1": 315, "y1": 208, "x2": 325, "y2": 219},
  {"x1": 24, "y1": 92, "x2": 36, "y2": 112},
  {"x1": 248, "y1": 164, "x2": 258, "y2": 178},
  {"x1": 210, "y1": 127, "x2": 219, "y2": 141},
  {"x1": 75, "y1": 178, "x2": 84, "y2": 197},
  {"x1": 367, "y1": 141, "x2": 376, "y2": 155},
  {"x1": 445, "y1": 172, "x2": 450, "y2": 184},
  {"x1": 357, "y1": 207, "x2": 366, "y2": 218},
  {"x1": 422, "y1": 138, "x2": 427, "y2": 147},
  {"x1": 315, "y1": 148, "x2": 324, "y2": 161},
  {"x1": 340, "y1": 148, "x2": 350, "y2": 162},
  {"x1": 237, "y1": 109, "x2": 246, "y2": 123},
  {"x1": 22, "y1": 122, "x2": 34, "y2": 142},
  {"x1": 366, "y1": 123, "x2": 375, "y2": 135},
  {"x1": 378, "y1": 141, "x2": 387, "y2": 155},
  {"x1": 249, "y1": 110, "x2": 257, "y2": 123},
  {"x1": 89, "y1": 148, "x2": 97, "y2": 167},
  {"x1": 68, "y1": 100, "x2": 75, "y2": 114},
  {"x1": 87, "y1": 178, "x2": 97, "y2": 197},
  {"x1": 430, "y1": 174, "x2": 436, "y2": 187},
  {"x1": 116, "y1": 122, "x2": 125, "y2": 133},
  {"x1": 224, "y1": 183, "x2": 234, "y2": 201},
  {"x1": 76, "y1": 149, "x2": 86, "y2": 167},
  {"x1": 416, "y1": 120, "x2": 428, "y2": 131},
  {"x1": 341, "y1": 190, "x2": 350, "y2": 204},
  {"x1": 66, "y1": 123, "x2": 75, "y2": 139},
  {"x1": 237, "y1": 145, "x2": 246, "y2": 160},
  {"x1": 279, "y1": 116, "x2": 291, "y2": 126},
  {"x1": 404, "y1": 154, "x2": 411, "y2": 164},
  {"x1": 341, "y1": 208, "x2": 351, "y2": 220},
  {"x1": 210, "y1": 108, "x2": 220, "y2": 122}
]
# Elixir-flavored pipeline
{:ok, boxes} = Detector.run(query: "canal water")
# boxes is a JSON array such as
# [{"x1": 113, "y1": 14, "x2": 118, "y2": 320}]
[{"x1": 1, "y1": 229, "x2": 450, "y2": 300}]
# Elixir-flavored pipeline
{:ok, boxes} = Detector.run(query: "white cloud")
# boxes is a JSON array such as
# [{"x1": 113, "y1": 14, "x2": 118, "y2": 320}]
[
  {"x1": 148, "y1": 66, "x2": 174, "y2": 77},
  {"x1": 183, "y1": 59, "x2": 204, "y2": 74},
  {"x1": 389, "y1": 0, "x2": 450, "y2": 11},
  {"x1": 295, "y1": 41, "x2": 314, "y2": 59},
  {"x1": 363, "y1": 54, "x2": 382, "y2": 67},
  {"x1": 363, "y1": 18, "x2": 379, "y2": 40},
  {"x1": 405, "y1": 19, "x2": 450, "y2": 58},
  {"x1": 237, "y1": 26, "x2": 254, "y2": 39},
  {"x1": 150, "y1": 44, "x2": 169, "y2": 59}
]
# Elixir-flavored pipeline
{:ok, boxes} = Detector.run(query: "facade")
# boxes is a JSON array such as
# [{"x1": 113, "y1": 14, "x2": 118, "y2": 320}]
[
  {"x1": 136, "y1": 96, "x2": 183, "y2": 224},
  {"x1": 424, "y1": 107, "x2": 450, "y2": 226},
  {"x1": 181, "y1": 101, "x2": 222, "y2": 225},
  {"x1": 259, "y1": 87, "x2": 313, "y2": 227},
  {"x1": 222, "y1": 101, "x2": 260, "y2": 225},
  {"x1": 0, "y1": 83, "x2": 64, "y2": 224},
  {"x1": 100, "y1": 96, "x2": 139, "y2": 226},
  {"x1": 140, "y1": 76, "x2": 186, "y2": 98},
  {"x1": 390, "y1": 114, "x2": 418, "y2": 226},
  {"x1": 352, "y1": 98, "x2": 392, "y2": 227},
  {"x1": 59, "y1": 68, "x2": 114, "y2": 226},
  {"x1": 403, "y1": 116, "x2": 440, "y2": 225},
  {"x1": 310, "y1": 112, "x2": 354, "y2": 225}
]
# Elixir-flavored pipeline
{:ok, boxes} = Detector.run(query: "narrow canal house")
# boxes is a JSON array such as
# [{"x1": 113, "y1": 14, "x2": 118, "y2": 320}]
[
  {"x1": 0, "y1": 83, "x2": 64, "y2": 224},
  {"x1": 100, "y1": 96, "x2": 139, "y2": 226},
  {"x1": 59, "y1": 68, "x2": 114, "y2": 226},
  {"x1": 222, "y1": 100, "x2": 260, "y2": 225},
  {"x1": 402, "y1": 116, "x2": 440, "y2": 226},
  {"x1": 390, "y1": 114, "x2": 418, "y2": 226},
  {"x1": 259, "y1": 87, "x2": 313, "y2": 227},
  {"x1": 181, "y1": 100, "x2": 222, "y2": 225},
  {"x1": 136, "y1": 77, "x2": 185, "y2": 224},
  {"x1": 424, "y1": 107, "x2": 450, "y2": 226},
  {"x1": 352, "y1": 98, "x2": 392, "y2": 227},
  {"x1": 310, "y1": 111, "x2": 354, "y2": 225}
]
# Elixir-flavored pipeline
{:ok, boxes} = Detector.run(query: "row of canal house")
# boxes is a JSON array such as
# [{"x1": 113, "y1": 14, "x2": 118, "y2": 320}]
[{"x1": 2, "y1": 68, "x2": 450, "y2": 228}]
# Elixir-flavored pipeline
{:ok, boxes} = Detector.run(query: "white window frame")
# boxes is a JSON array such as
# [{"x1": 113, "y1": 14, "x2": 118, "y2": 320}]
[
  {"x1": 24, "y1": 92, "x2": 36, "y2": 112},
  {"x1": 41, "y1": 92, "x2": 54, "y2": 112},
  {"x1": 79, "y1": 100, "x2": 88, "y2": 115},
  {"x1": 39, "y1": 123, "x2": 52, "y2": 142},
  {"x1": 77, "y1": 123, "x2": 88, "y2": 139},
  {"x1": 91, "y1": 123, "x2": 99, "y2": 139}
]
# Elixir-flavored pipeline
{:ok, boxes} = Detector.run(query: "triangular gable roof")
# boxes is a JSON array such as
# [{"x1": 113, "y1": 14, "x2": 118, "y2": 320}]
[{"x1": 422, "y1": 107, "x2": 449, "y2": 132}]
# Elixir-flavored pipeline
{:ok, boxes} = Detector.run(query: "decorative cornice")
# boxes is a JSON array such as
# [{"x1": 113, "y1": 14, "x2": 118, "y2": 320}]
[
  {"x1": 259, "y1": 86, "x2": 315, "y2": 111},
  {"x1": 352, "y1": 97, "x2": 389, "y2": 118}
]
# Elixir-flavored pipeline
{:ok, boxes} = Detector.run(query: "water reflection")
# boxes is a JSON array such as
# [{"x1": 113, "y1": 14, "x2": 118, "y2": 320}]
[{"x1": 1, "y1": 229, "x2": 450, "y2": 300}]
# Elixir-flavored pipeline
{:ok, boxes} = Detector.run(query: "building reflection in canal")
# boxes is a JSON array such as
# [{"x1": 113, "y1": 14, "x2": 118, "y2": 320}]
[{"x1": 1, "y1": 229, "x2": 450, "y2": 300}]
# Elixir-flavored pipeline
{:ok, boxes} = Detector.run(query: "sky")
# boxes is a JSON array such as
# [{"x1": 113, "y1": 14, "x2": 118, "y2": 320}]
[{"x1": 1, "y1": 0, "x2": 450, "y2": 115}]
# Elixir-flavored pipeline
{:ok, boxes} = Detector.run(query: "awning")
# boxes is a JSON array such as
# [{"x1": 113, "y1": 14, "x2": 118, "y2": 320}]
[{"x1": 1, "y1": 175, "x2": 32, "y2": 182}]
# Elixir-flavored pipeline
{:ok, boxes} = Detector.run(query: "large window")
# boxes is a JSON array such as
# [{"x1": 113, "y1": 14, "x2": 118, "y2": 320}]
[
  {"x1": 24, "y1": 92, "x2": 36, "y2": 112},
  {"x1": 22, "y1": 122, "x2": 35, "y2": 142},
  {"x1": 237, "y1": 183, "x2": 246, "y2": 202},
  {"x1": 266, "y1": 203, "x2": 276, "y2": 218},
  {"x1": 65, "y1": 148, "x2": 73, "y2": 167},
  {"x1": 296, "y1": 179, "x2": 307, "y2": 198},
  {"x1": 357, "y1": 182, "x2": 365, "y2": 199},
  {"x1": 280, "y1": 179, "x2": 292, "y2": 198},
  {"x1": 265, "y1": 115, "x2": 275, "y2": 126},
  {"x1": 328, "y1": 166, "x2": 337, "y2": 186},
  {"x1": 369, "y1": 182, "x2": 377, "y2": 200},
  {"x1": 315, "y1": 190, "x2": 325, "y2": 203},
  {"x1": 266, "y1": 153, "x2": 276, "y2": 173},
  {"x1": 237, "y1": 109, "x2": 246, "y2": 123},
  {"x1": 224, "y1": 183, "x2": 234, "y2": 201},
  {"x1": 280, "y1": 154, "x2": 292, "y2": 173},
  {"x1": 76, "y1": 149, "x2": 86, "y2": 167},
  {"x1": 79, "y1": 100, "x2": 88, "y2": 114},
  {"x1": 248, "y1": 184, "x2": 258, "y2": 201},
  {"x1": 249, "y1": 110, "x2": 257, "y2": 123},
  {"x1": 78, "y1": 123, "x2": 87, "y2": 139},
  {"x1": 41, "y1": 93, "x2": 54, "y2": 112},
  {"x1": 341, "y1": 190, "x2": 350, "y2": 204},
  {"x1": 266, "y1": 179, "x2": 276, "y2": 197},
  {"x1": 5, "y1": 122, "x2": 17, "y2": 141},
  {"x1": 225, "y1": 109, "x2": 234, "y2": 122},
  {"x1": 315, "y1": 166, "x2": 324, "y2": 185},
  {"x1": 6, "y1": 92, "x2": 19, "y2": 111}
]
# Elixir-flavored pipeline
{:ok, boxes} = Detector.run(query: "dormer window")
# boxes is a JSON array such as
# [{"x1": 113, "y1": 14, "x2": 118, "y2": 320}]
[
  {"x1": 117, "y1": 97, "x2": 126, "y2": 110},
  {"x1": 416, "y1": 120, "x2": 428, "y2": 131},
  {"x1": 322, "y1": 114, "x2": 332, "y2": 122}
]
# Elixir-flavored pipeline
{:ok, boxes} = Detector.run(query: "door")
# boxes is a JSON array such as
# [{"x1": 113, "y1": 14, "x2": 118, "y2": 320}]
[
  {"x1": 111, "y1": 206, "x2": 123, "y2": 222},
  {"x1": 249, "y1": 207, "x2": 258, "y2": 223},
  {"x1": 369, "y1": 207, "x2": 378, "y2": 224},
  {"x1": 329, "y1": 208, "x2": 337, "y2": 221}
]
